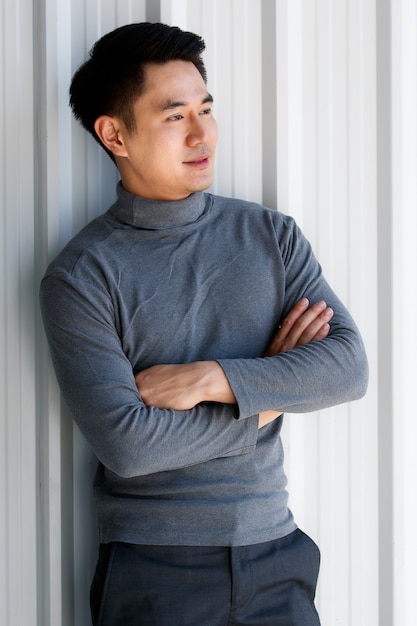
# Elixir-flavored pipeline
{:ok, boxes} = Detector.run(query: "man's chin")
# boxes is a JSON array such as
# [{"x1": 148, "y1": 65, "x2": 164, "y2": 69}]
[{"x1": 188, "y1": 177, "x2": 214, "y2": 194}]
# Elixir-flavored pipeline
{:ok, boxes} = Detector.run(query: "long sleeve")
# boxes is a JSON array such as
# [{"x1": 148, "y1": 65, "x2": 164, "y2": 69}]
[
  {"x1": 217, "y1": 216, "x2": 368, "y2": 417},
  {"x1": 40, "y1": 272, "x2": 258, "y2": 478}
]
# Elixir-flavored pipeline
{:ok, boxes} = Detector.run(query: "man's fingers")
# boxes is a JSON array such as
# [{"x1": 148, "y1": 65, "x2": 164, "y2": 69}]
[
  {"x1": 311, "y1": 322, "x2": 331, "y2": 342},
  {"x1": 277, "y1": 297, "x2": 310, "y2": 339},
  {"x1": 290, "y1": 305, "x2": 333, "y2": 345},
  {"x1": 264, "y1": 300, "x2": 334, "y2": 356}
]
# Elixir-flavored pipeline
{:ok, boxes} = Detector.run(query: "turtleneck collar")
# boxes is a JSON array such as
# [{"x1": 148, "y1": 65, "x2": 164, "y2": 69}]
[{"x1": 109, "y1": 182, "x2": 207, "y2": 230}]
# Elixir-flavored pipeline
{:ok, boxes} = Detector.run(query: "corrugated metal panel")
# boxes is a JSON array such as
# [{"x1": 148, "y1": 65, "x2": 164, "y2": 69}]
[
  {"x1": 2, "y1": 1, "x2": 416, "y2": 624},
  {"x1": 1, "y1": 0, "x2": 38, "y2": 625},
  {"x1": 391, "y1": 2, "x2": 417, "y2": 625}
]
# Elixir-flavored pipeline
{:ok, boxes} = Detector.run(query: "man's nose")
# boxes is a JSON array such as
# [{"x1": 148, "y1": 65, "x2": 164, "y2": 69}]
[{"x1": 187, "y1": 115, "x2": 209, "y2": 145}]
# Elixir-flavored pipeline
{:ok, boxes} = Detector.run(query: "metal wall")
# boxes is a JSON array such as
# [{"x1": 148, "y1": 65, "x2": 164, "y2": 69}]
[{"x1": 1, "y1": 0, "x2": 416, "y2": 624}]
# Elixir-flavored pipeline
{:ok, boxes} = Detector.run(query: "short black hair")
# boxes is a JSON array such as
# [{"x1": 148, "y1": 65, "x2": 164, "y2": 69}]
[{"x1": 69, "y1": 22, "x2": 207, "y2": 153}]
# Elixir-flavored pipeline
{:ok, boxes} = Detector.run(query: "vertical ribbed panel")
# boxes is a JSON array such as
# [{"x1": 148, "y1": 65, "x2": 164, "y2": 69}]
[
  {"x1": 1, "y1": 1, "x2": 37, "y2": 625},
  {"x1": 391, "y1": 2, "x2": 417, "y2": 626},
  {"x1": 2, "y1": 1, "x2": 415, "y2": 624},
  {"x1": 376, "y1": 0, "x2": 394, "y2": 624}
]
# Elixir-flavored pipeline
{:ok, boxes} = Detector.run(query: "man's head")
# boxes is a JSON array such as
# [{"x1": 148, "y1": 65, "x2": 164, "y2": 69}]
[
  {"x1": 70, "y1": 22, "x2": 207, "y2": 147},
  {"x1": 69, "y1": 22, "x2": 217, "y2": 201}
]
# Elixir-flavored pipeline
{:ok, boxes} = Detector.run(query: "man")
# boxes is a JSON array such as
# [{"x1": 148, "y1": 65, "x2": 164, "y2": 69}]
[{"x1": 40, "y1": 22, "x2": 368, "y2": 625}]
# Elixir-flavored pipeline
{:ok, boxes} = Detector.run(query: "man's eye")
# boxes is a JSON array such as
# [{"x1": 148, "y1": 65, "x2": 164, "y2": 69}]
[
  {"x1": 168, "y1": 114, "x2": 183, "y2": 121},
  {"x1": 200, "y1": 108, "x2": 212, "y2": 116}
]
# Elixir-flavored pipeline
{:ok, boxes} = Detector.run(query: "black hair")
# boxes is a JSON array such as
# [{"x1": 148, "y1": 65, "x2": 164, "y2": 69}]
[{"x1": 69, "y1": 22, "x2": 207, "y2": 154}]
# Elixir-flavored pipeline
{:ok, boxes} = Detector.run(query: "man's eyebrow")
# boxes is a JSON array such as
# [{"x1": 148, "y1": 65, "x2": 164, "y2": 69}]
[{"x1": 161, "y1": 94, "x2": 214, "y2": 111}]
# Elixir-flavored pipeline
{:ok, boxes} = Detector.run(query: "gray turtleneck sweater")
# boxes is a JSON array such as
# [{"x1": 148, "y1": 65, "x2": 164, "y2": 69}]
[{"x1": 40, "y1": 183, "x2": 368, "y2": 547}]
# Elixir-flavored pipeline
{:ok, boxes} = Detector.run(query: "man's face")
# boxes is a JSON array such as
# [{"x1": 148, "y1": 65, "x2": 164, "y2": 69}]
[{"x1": 117, "y1": 60, "x2": 218, "y2": 201}]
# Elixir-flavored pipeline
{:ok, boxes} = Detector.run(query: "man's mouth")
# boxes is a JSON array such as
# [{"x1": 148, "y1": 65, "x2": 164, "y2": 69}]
[
  {"x1": 184, "y1": 156, "x2": 209, "y2": 168},
  {"x1": 184, "y1": 154, "x2": 210, "y2": 167}
]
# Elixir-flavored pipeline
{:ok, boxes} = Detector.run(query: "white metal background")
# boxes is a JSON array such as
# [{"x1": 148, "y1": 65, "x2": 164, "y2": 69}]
[{"x1": 0, "y1": 0, "x2": 415, "y2": 624}]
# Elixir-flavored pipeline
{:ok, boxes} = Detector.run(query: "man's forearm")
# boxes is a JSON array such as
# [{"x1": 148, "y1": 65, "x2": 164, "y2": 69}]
[{"x1": 135, "y1": 361, "x2": 236, "y2": 410}]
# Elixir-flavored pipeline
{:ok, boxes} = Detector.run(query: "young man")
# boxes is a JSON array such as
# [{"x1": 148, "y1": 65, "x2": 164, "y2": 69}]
[{"x1": 40, "y1": 23, "x2": 368, "y2": 625}]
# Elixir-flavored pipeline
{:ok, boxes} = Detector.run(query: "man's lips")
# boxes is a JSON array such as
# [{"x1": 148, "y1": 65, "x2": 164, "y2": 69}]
[{"x1": 183, "y1": 152, "x2": 212, "y2": 167}]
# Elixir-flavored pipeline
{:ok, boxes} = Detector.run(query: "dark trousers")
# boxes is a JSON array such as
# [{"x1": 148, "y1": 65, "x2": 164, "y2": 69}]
[{"x1": 90, "y1": 529, "x2": 321, "y2": 625}]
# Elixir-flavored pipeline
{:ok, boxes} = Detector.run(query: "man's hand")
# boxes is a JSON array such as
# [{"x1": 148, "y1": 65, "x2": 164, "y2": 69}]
[{"x1": 264, "y1": 298, "x2": 333, "y2": 356}]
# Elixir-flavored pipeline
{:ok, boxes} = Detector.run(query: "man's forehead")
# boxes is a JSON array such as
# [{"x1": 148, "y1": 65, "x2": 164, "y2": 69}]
[{"x1": 141, "y1": 60, "x2": 209, "y2": 103}]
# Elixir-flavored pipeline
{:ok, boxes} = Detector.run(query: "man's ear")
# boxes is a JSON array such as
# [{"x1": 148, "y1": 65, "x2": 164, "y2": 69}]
[{"x1": 94, "y1": 116, "x2": 128, "y2": 158}]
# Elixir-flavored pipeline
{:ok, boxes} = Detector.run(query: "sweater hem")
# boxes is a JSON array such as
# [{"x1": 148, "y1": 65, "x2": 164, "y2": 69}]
[{"x1": 98, "y1": 519, "x2": 298, "y2": 548}]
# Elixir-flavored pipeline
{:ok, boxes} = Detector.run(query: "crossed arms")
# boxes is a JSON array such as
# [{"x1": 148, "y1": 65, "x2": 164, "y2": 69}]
[
  {"x1": 40, "y1": 214, "x2": 368, "y2": 478},
  {"x1": 135, "y1": 298, "x2": 334, "y2": 429}
]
